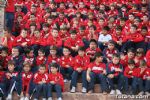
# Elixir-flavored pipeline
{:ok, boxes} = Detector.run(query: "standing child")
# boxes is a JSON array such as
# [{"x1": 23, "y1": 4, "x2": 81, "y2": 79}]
[
  {"x1": 86, "y1": 52, "x2": 108, "y2": 94},
  {"x1": 33, "y1": 64, "x2": 48, "y2": 100},
  {"x1": 5, "y1": 61, "x2": 21, "y2": 100},
  {"x1": 70, "y1": 47, "x2": 90, "y2": 93},
  {"x1": 107, "y1": 54, "x2": 124, "y2": 95},
  {"x1": 59, "y1": 47, "x2": 74, "y2": 82},
  {"x1": 47, "y1": 63, "x2": 64, "y2": 100},
  {"x1": 20, "y1": 62, "x2": 33, "y2": 100}
]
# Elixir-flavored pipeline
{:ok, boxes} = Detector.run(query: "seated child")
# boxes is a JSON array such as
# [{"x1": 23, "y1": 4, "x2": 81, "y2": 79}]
[
  {"x1": 47, "y1": 62, "x2": 64, "y2": 100},
  {"x1": 86, "y1": 52, "x2": 108, "y2": 94},
  {"x1": 33, "y1": 64, "x2": 48, "y2": 100},
  {"x1": 70, "y1": 47, "x2": 90, "y2": 93},
  {"x1": 20, "y1": 62, "x2": 33, "y2": 100}
]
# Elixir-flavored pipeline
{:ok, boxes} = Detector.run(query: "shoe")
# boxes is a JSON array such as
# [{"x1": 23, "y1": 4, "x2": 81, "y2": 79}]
[
  {"x1": 103, "y1": 91, "x2": 107, "y2": 95},
  {"x1": 58, "y1": 97, "x2": 62, "y2": 100},
  {"x1": 116, "y1": 89, "x2": 122, "y2": 95},
  {"x1": 6, "y1": 94, "x2": 12, "y2": 100},
  {"x1": 48, "y1": 97, "x2": 53, "y2": 100},
  {"x1": 70, "y1": 87, "x2": 76, "y2": 93},
  {"x1": 42, "y1": 98, "x2": 46, "y2": 100},
  {"x1": 82, "y1": 87, "x2": 87, "y2": 93},
  {"x1": 0, "y1": 97, "x2": 2, "y2": 100},
  {"x1": 64, "y1": 79, "x2": 68, "y2": 83},
  {"x1": 88, "y1": 90, "x2": 93, "y2": 94},
  {"x1": 25, "y1": 97, "x2": 29, "y2": 100},
  {"x1": 110, "y1": 90, "x2": 115, "y2": 95},
  {"x1": 20, "y1": 97, "x2": 25, "y2": 100},
  {"x1": 145, "y1": 92, "x2": 150, "y2": 95},
  {"x1": 34, "y1": 99, "x2": 38, "y2": 100},
  {"x1": 138, "y1": 91, "x2": 144, "y2": 95}
]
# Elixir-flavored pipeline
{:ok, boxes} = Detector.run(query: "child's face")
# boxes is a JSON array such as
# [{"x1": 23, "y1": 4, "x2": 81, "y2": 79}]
[
  {"x1": 141, "y1": 29, "x2": 147, "y2": 35},
  {"x1": 30, "y1": 15, "x2": 36, "y2": 21},
  {"x1": 96, "y1": 56, "x2": 103, "y2": 62},
  {"x1": 52, "y1": 30, "x2": 58, "y2": 37},
  {"x1": 50, "y1": 49, "x2": 57, "y2": 56},
  {"x1": 90, "y1": 5, "x2": 95, "y2": 10},
  {"x1": 12, "y1": 48, "x2": 19, "y2": 57},
  {"x1": 98, "y1": 19, "x2": 104, "y2": 25},
  {"x1": 112, "y1": 57, "x2": 120, "y2": 64},
  {"x1": 39, "y1": 67, "x2": 45, "y2": 74},
  {"x1": 120, "y1": 20, "x2": 125, "y2": 26},
  {"x1": 16, "y1": 7, "x2": 22, "y2": 12},
  {"x1": 23, "y1": 65, "x2": 31, "y2": 73},
  {"x1": 128, "y1": 64, "x2": 135, "y2": 69},
  {"x1": 8, "y1": 64, "x2": 15, "y2": 72},
  {"x1": 30, "y1": 26, "x2": 36, "y2": 31},
  {"x1": 89, "y1": 42, "x2": 97, "y2": 50},
  {"x1": 108, "y1": 43, "x2": 115, "y2": 50},
  {"x1": 47, "y1": 18, "x2": 52, "y2": 24},
  {"x1": 1, "y1": 51, "x2": 8, "y2": 57},
  {"x1": 127, "y1": 52, "x2": 135, "y2": 59},
  {"x1": 79, "y1": 2, "x2": 84, "y2": 8},
  {"x1": 129, "y1": 15, "x2": 134, "y2": 21},
  {"x1": 102, "y1": 30, "x2": 107, "y2": 35},
  {"x1": 28, "y1": 50, "x2": 34, "y2": 57},
  {"x1": 71, "y1": 34, "x2": 76, "y2": 39},
  {"x1": 116, "y1": 30, "x2": 121, "y2": 35},
  {"x1": 136, "y1": 52, "x2": 143, "y2": 57},
  {"x1": 63, "y1": 48, "x2": 70, "y2": 56},
  {"x1": 60, "y1": 4, "x2": 65, "y2": 9},
  {"x1": 130, "y1": 27, "x2": 136, "y2": 34},
  {"x1": 21, "y1": 30, "x2": 27, "y2": 38},
  {"x1": 31, "y1": 7, "x2": 36, "y2": 13},
  {"x1": 59, "y1": 14, "x2": 64, "y2": 19},
  {"x1": 34, "y1": 31, "x2": 40, "y2": 37},
  {"x1": 51, "y1": 67, "x2": 57, "y2": 74},
  {"x1": 69, "y1": 3, "x2": 73, "y2": 8},
  {"x1": 17, "y1": 16, "x2": 23, "y2": 22},
  {"x1": 43, "y1": 26, "x2": 49, "y2": 32},
  {"x1": 142, "y1": 15, "x2": 148, "y2": 22},
  {"x1": 78, "y1": 50, "x2": 85, "y2": 57},
  {"x1": 38, "y1": 51, "x2": 44, "y2": 57}
]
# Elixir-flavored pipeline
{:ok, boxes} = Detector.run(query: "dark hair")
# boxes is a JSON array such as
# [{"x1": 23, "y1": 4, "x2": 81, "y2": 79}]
[
  {"x1": 70, "y1": 30, "x2": 77, "y2": 34},
  {"x1": 50, "y1": 62, "x2": 59, "y2": 69},
  {"x1": 39, "y1": 64, "x2": 46, "y2": 68},
  {"x1": 1, "y1": 47, "x2": 8, "y2": 53},
  {"x1": 116, "y1": 26, "x2": 122, "y2": 31},
  {"x1": 141, "y1": 26, "x2": 148, "y2": 31},
  {"x1": 43, "y1": 23, "x2": 49, "y2": 27},
  {"x1": 127, "y1": 48, "x2": 135, "y2": 53},
  {"x1": 112, "y1": 54, "x2": 120, "y2": 59},
  {"x1": 94, "y1": 52, "x2": 103, "y2": 59},
  {"x1": 108, "y1": 40, "x2": 115, "y2": 45},
  {"x1": 78, "y1": 46, "x2": 85, "y2": 51},
  {"x1": 24, "y1": 47, "x2": 33, "y2": 55},
  {"x1": 90, "y1": 39, "x2": 98, "y2": 45},
  {"x1": 8, "y1": 60, "x2": 15, "y2": 65},
  {"x1": 38, "y1": 48, "x2": 45, "y2": 54},
  {"x1": 50, "y1": 45, "x2": 57, "y2": 50},
  {"x1": 103, "y1": 26, "x2": 110, "y2": 31}
]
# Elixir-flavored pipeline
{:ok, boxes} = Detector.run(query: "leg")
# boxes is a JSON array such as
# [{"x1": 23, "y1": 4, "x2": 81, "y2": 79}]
[
  {"x1": 54, "y1": 84, "x2": 62, "y2": 98},
  {"x1": 42, "y1": 84, "x2": 48, "y2": 98},
  {"x1": 98, "y1": 74, "x2": 108, "y2": 92},
  {"x1": 82, "y1": 71, "x2": 87, "y2": 89},
  {"x1": 71, "y1": 71, "x2": 79, "y2": 88},
  {"x1": 66, "y1": 67, "x2": 73, "y2": 80},
  {"x1": 47, "y1": 84, "x2": 53, "y2": 98},
  {"x1": 107, "y1": 77, "x2": 115, "y2": 90},
  {"x1": 131, "y1": 77, "x2": 137, "y2": 94},
  {"x1": 138, "y1": 79, "x2": 144, "y2": 92},
  {"x1": 88, "y1": 72, "x2": 96, "y2": 91},
  {"x1": 60, "y1": 67, "x2": 66, "y2": 79},
  {"x1": 117, "y1": 74, "x2": 125, "y2": 91},
  {"x1": 34, "y1": 84, "x2": 43, "y2": 99},
  {"x1": 145, "y1": 80, "x2": 150, "y2": 92},
  {"x1": 124, "y1": 77, "x2": 129, "y2": 92}
]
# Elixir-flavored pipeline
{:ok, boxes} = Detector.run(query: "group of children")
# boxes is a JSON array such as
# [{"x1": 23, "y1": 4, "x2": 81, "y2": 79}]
[{"x1": 1, "y1": 0, "x2": 150, "y2": 100}]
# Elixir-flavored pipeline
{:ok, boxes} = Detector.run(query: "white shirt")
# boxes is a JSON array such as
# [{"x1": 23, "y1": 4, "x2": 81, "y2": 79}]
[{"x1": 98, "y1": 34, "x2": 112, "y2": 42}]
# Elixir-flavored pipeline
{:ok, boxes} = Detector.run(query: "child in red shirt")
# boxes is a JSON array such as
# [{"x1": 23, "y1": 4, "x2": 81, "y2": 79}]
[
  {"x1": 86, "y1": 52, "x2": 108, "y2": 94},
  {"x1": 103, "y1": 40, "x2": 119, "y2": 63},
  {"x1": 46, "y1": 46, "x2": 60, "y2": 72},
  {"x1": 146, "y1": 50, "x2": 150, "y2": 67},
  {"x1": 132, "y1": 60, "x2": 147, "y2": 95},
  {"x1": 70, "y1": 47, "x2": 90, "y2": 93},
  {"x1": 33, "y1": 64, "x2": 48, "y2": 100},
  {"x1": 36, "y1": 48, "x2": 46, "y2": 69},
  {"x1": 143, "y1": 66, "x2": 150, "y2": 95},
  {"x1": 107, "y1": 54, "x2": 124, "y2": 95},
  {"x1": 47, "y1": 63, "x2": 64, "y2": 100},
  {"x1": 124, "y1": 60, "x2": 136, "y2": 93},
  {"x1": 20, "y1": 62, "x2": 33, "y2": 100},
  {"x1": 59, "y1": 47, "x2": 74, "y2": 82}
]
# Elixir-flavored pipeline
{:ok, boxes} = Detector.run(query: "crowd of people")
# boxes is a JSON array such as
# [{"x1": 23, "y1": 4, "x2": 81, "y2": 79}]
[{"x1": 0, "y1": 0, "x2": 150, "y2": 100}]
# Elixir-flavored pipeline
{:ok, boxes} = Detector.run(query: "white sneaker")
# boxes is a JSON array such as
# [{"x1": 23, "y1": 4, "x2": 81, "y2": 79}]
[
  {"x1": 138, "y1": 91, "x2": 144, "y2": 95},
  {"x1": 48, "y1": 97, "x2": 53, "y2": 100},
  {"x1": 116, "y1": 89, "x2": 122, "y2": 95},
  {"x1": 64, "y1": 79, "x2": 68, "y2": 83},
  {"x1": 58, "y1": 97, "x2": 62, "y2": 100},
  {"x1": 42, "y1": 98, "x2": 46, "y2": 100},
  {"x1": 70, "y1": 87, "x2": 76, "y2": 93},
  {"x1": 110, "y1": 90, "x2": 115, "y2": 95},
  {"x1": 20, "y1": 97, "x2": 25, "y2": 100},
  {"x1": 6, "y1": 94, "x2": 12, "y2": 100},
  {"x1": 145, "y1": 92, "x2": 150, "y2": 95},
  {"x1": 34, "y1": 99, "x2": 38, "y2": 100},
  {"x1": 82, "y1": 87, "x2": 87, "y2": 93},
  {"x1": 24, "y1": 97, "x2": 29, "y2": 100},
  {"x1": 0, "y1": 97, "x2": 2, "y2": 100}
]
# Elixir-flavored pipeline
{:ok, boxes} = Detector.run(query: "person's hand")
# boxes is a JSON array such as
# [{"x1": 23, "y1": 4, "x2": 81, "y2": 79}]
[
  {"x1": 108, "y1": 74, "x2": 114, "y2": 79},
  {"x1": 77, "y1": 68, "x2": 82, "y2": 72},
  {"x1": 103, "y1": 70, "x2": 107, "y2": 75},
  {"x1": 128, "y1": 71, "x2": 133, "y2": 74},
  {"x1": 87, "y1": 75, "x2": 91, "y2": 82},
  {"x1": 39, "y1": 57, "x2": 43, "y2": 60},
  {"x1": 20, "y1": 92, "x2": 24, "y2": 97},
  {"x1": 65, "y1": 65, "x2": 70, "y2": 68},
  {"x1": 50, "y1": 81, "x2": 55, "y2": 84},
  {"x1": 21, "y1": 42, "x2": 27, "y2": 47},
  {"x1": 38, "y1": 81, "x2": 43, "y2": 84},
  {"x1": 25, "y1": 93, "x2": 29, "y2": 98},
  {"x1": 115, "y1": 68, "x2": 122, "y2": 72}
]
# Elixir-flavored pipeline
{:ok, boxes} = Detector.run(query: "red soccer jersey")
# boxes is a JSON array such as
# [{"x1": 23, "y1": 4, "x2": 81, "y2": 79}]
[
  {"x1": 124, "y1": 66, "x2": 135, "y2": 78},
  {"x1": 107, "y1": 63, "x2": 123, "y2": 76},
  {"x1": 48, "y1": 72, "x2": 64, "y2": 91},
  {"x1": 88, "y1": 62, "x2": 106, "y2": 74},
  {"x1": 143, "y1": 68, "x2": 150, "y2": 80},
  {"x1": 14, "y1": 36, "x2": 31, "y2": 46},
  {"x1": 146, "y1": 50, "x2": 150, "y2": 67},
  {"x1": 5, "y1": 0, "x2": 15, "y2": 12},
  {"x1": 0, "y1": 71, "x2": 4, "y2": 82},
  {"x1": 59, "y1": 56, "x2": 74, "y2": 68},
  {"x1": 33, "y1": 72, "x2": 49, "y2": 84},
  {"x1": 86, "y1": 48, "x2": 101, "y2": 58},
  {"x1": 36, "y1": 56, "x2": 46, "y2": 66},
  {"x1": 126, "y1": 32, "x2": 144, "y2": 42},
  {"x1": 74, "y1": 55, "x2": 90, "y2": 71},
  {"x1": 132, "y1": 67, "x2": 147, "y2": 78},
  {"x1": 47, "y1": 36, "x2": 62, "y2": 47},
  {"x1": 21, "y1": 72, "x2": 33, "y2": 93}
]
